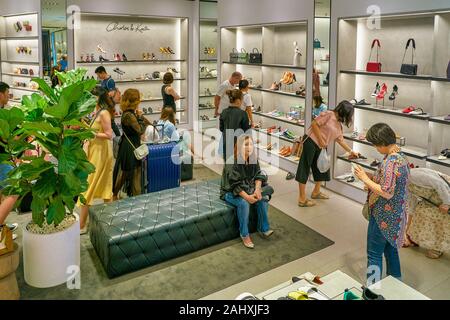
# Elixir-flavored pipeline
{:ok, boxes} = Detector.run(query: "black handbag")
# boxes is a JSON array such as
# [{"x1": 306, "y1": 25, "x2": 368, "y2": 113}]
[
  {"x1": 249, "y1": 48, "x2": 262, "y2": 64},
  {"x1": 400, "y1": 38, "x2": 418, "y2": 75},
  {"x1": 230, "y1": 48, "x2": 239, "y2": 63}
]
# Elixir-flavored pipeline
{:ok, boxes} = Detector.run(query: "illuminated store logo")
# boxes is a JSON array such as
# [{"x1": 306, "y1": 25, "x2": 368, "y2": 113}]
[{"x1": 106, "y1": 22, "x2": 151, "y2": 33}]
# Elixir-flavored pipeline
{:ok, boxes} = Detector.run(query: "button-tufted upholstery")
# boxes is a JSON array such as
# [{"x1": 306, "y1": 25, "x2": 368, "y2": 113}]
[{"x1": 89, "y1": 180, "x2": 258, "y2": 278}]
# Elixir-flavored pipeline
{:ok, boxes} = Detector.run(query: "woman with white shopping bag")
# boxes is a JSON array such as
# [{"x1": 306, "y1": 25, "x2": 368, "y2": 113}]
[{"x1": 295, "y1": 101, "x2": 359, "y2": 207}]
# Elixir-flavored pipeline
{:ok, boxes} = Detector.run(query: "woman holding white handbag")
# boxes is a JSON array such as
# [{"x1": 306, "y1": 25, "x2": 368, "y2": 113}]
[
  {"x1": 296, "y1": 101, "x2": 358, "y2": 207},
  {"x1": 113, "y1": 89, "x2": 151, "y2": 200}
]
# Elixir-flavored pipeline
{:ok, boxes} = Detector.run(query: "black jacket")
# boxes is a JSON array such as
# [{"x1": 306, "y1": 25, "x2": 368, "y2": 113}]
[
  {"x1": 220, "y1": 106, "x2": 251, "y2": 156},
  {"x1": 220, "y1": 159, "x2": 267, "y2": 200}
]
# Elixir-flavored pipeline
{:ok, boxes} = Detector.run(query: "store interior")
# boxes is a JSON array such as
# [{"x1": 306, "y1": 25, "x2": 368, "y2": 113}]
[{"x1": 0, "y1": 0, "x2": 449, "y2": 301}]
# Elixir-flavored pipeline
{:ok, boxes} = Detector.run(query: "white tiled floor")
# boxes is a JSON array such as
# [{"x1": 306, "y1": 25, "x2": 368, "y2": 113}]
[{"x1": 198, "y1": 139, "x2": 450, "y2": 300}]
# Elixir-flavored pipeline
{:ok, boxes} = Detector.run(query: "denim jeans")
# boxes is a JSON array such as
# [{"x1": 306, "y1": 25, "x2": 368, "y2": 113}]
[
  {"x1": 367, "y1": 215, "x2": 402, "y2": 286},
  {"x1": 224, "y1": 192, "x2": 270, "y2": 238},
  {"x1": 0, "y1": 164, "x2": 13, "y2": 191}
]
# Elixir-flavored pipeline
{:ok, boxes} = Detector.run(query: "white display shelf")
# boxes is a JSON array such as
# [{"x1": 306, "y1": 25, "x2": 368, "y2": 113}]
[
  {"x1": 115, "y1": 78, "x2": 186, "y2": 84},
  {"x1": 337, "y1": 155, "x2": 377, "y2": 172},
  {"x1": 429, "y1": 116, "x2": 450, "y2": 125},
  {"x1": 340, "y1": 70, "x2": 433, "y2": 82},
  {"x1": 1, "y1": 60, "x2": 39, "y2": 65},
  {"x1": 10, "y1": 86, "x2": 38, "y2": 93},
  {"x1": 198, "y1": 106, "x2": 215, "y2": 111},
  {"x1": 114, "y1": 108, "x2": 186, "y2": 119},
  {"x1": 352, "y1": 104, "x2": 430, "y2": 121},
  {"x1": 431, "y1": 76, "x2": 450, "y2": 83},
  {"x1": 200, "y1": 59, "x2": 217, "y2": 62},
  {"x1": 2, "y1": 72, "x2": 34, "y2": 78},
  {"x1": 343, "y1": 133, "x2": 429, "y2": 160},
  {"x1": 0, "y1": 36, "x2": 39, "y2": 40},
  {"x1": 76, "y1": 59, "x2": 186, "y2": 65},
  {"x1": 223, "y1": 61, "x2": 306, "y2": 70},
  {"x1": 139, "y1": 96, "x2": 186, "y2": 103},
  {"x1": 253, "y1": 111, "x2": 305, "y2": 128},
  {"x1": 199, "y1": 76, "x2": 217, "y2": 80},
  {"x1": 335, "y1": 176, "x2": 366, "y2": 191},
  {"x1": 250, "y1": 87, "x2": 306, "y2": 99},
  {"x1": 253, "y1": 128, "x2": 298, "y2": 144},
  {"x1": 199, "y1": 94, "x2": 215, "y2": 98},
  {"x1": 426, "y1": 155, "x2": 450, "y2": 168},
  {"x1": 255, "y1": 144, "x2": 299, "y2": 173}
]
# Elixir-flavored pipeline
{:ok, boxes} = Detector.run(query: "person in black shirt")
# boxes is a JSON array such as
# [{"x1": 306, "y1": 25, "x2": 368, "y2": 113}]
[
  {"x1": 221, "y1": 135, "x2": 274, "y2": 249},
  {"x1": 161, "y1": 72, "x2": 180, "y2": 112},
  {"x1": 220, "y1": 89, "x2": 251, "y2": 163}
]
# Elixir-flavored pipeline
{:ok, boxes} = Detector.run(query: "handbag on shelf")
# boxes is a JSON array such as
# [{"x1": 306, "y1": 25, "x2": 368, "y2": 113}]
[
  {"x1": 0, "y1": 225, "x2": 14, "y2": 256},
  {"x1": 400, "y1": 38, "x2": 418, "y2": 75},
  {"x1": 230, "y1": 48, "x2": 239, "y2": 63},
  {"x1": 366, "y1": 39, "x2": 382, "y2": 72},
  {"x1": 237, "y1": 48, "x2": 249, "y2": 63},
  {"x1": 313, "y1": 38, "x2": 322, "y2": 49},
  {"x1": 124, "y1": 131, "x2": 149, "y2": 161},
  {"x1": 249, "y1": 48, "x2": 263, "y2": 64}
]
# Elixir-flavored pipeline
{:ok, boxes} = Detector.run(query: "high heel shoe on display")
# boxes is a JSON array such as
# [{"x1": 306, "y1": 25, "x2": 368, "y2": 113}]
[
  {"x1": 97, "y1": 45, "x2": 107, "y2": 54},
  {"x1": 99, "y1": 55, "x2": 109, "y2": 62},
  {"x1": 389, "y1": 85, "x2": 399, "y2": 101},
  {"x1": 376, "y1": 83, "x2": 388, "y2": 100},
  {"x1": 122, "y1": 53, "x2": 128, "y2": 61},
  {"x1": 371, "y1": 82, "x2": 381, "y2": 97},
  {"x1": 167, "y1": 47, "x2": 175, "y2": 55}
]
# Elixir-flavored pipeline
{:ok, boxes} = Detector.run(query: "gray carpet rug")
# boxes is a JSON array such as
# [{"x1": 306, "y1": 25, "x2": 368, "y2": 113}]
[{"x1": 10, "y1": 165, "x2": 334, "y2": 300}]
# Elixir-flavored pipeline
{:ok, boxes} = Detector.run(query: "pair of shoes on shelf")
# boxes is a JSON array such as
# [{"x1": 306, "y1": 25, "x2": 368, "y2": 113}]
[
  {"x1": 266, "y1": 142, "x2": 277, "y2": 151},
  {"x1": 113, "y1": 68, "x2": 125, "y2": 76},
  {"x1": 280, "y1": 72, "x2": 297, "y2": 85},
  {"x1": 372, "y1": 82, "x2": 399, "y2": 101},
  {"x1": 402, "y1": 106, "x2": 425, "y2": 115},
  {"x1": 160, "y1": 47, "x2": 175, "y2": 55},
  {"x1": 200, "y1": 115, "x2": 210, "y2": 121},
  {"x1": 269, "y1": 82, "x2": 281, "y2": 91},
  {"x1": 350, "y1": 99, "x2": 370, "y2": 106},
  {"x1": 279, "y1": 146, "x2": 292, "y2": 157},
  {"x1": 204, "y1": 47, "x2": 216, "y2": 55},
  {"x1": 167, "y1": 67, "x2": 180, "y2": 74},
  {"x1": 143, "y1": 52, "x2": 157, "y2": 60},
  {"x1": 296, "y1": 84, "x2": 306, "y2": 96}
]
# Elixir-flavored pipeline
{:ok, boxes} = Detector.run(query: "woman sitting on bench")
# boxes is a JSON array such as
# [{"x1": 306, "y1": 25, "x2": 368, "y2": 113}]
[{"x1": 220, "y1": 135, "x2": 274, "y2": 249}]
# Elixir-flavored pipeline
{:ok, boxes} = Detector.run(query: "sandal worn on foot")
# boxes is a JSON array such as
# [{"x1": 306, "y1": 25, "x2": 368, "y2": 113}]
[
  {"x1": 298, "y1": 199, "x2": 316, "y2": 207},
  {"x1": 311, "y1": 192, "x2": 330, "y2": 200}
]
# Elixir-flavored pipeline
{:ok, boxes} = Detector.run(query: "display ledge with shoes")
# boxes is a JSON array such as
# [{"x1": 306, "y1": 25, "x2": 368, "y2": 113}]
[
  {"x1": 429, "y1": 115, "x2": 450, "y2": 124},
  {"x1": 253, "y1": 127, "x2": 299, "y2": 143},
  {"x1": 255, "y1": 141, "x2": 301, "y2": 164},
  {"x1": 253, "y1": 109, "x2": 305, "y2": 127}
]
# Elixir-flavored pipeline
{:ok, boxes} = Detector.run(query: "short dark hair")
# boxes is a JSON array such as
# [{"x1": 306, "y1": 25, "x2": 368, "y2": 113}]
[
  {"x1": 334, "y1": 100, "x2": 354, "y2": 128},
  {"x1": 239, "y1": 79, "x2": 249, "y2": 90},
  {"x1": 366, "y1": 123, "x2": 397, "y2": 147},
  {"x1": 0, "y1": 82, "x2": 10, "y2": 94},
  {"x1": 163, "y1": 72, "x2": 174, "y2": 85},
  {"x1": 95, "y1": 66, "x2": 107, "y2": 74}
]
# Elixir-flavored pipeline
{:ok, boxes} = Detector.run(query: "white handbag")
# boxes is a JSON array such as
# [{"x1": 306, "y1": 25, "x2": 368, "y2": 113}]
[{"x1": 124, "y1": 131, "x2": 149, "y2": 161}]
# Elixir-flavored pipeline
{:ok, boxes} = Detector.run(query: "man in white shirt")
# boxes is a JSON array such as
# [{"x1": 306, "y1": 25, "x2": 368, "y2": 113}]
[{"x1": 214, "y1": 71, "x2": 242, "y2": 117}]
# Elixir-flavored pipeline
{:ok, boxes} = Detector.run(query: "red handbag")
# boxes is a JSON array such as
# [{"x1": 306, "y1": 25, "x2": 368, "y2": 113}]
[{"x1": 366, "y1": 39, "x2": 382, "y2": 72}]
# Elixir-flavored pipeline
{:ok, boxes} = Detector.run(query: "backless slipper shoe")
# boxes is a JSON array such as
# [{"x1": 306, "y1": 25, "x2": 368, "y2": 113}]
[
  {"x1": 298, "y1": 199, "x2": 316, "y2": 207},
  {"x1": 356, "y1": 99, "x2": 370, "y2": 106}
]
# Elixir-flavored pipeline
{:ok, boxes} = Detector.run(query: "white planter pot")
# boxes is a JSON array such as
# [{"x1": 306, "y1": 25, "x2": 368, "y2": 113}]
[{"x1": 23, "y1": 214, "x2": 80, "y2": 288}]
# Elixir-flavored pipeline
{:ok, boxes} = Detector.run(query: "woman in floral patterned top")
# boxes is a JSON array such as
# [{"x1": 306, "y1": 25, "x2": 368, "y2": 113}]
[{"x1": 354, "y1": 123, "x2": 410, "y2": 286}]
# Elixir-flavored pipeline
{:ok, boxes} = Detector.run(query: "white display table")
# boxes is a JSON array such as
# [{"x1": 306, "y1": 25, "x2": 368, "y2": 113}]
[{"x1": 255, "y1": 270, "x2": 430, "y2": 300}]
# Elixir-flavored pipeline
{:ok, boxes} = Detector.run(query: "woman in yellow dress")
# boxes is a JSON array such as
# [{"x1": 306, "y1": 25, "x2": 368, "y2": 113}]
[{"x1": 79, "y1": 86, "x2": 114, "y2": 234}]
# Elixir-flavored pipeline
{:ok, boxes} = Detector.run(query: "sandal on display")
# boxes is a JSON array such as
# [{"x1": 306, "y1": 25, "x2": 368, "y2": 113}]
[
  {"x1": 346, "y1": 176, "x2": 356, "y2": 183},
  {"x1": 122, "y1": 53, "x2": 128, "y2": 61},
  {"x1": 349, "y1": 99, "x2": 358, "y2": 105},
  {"x1": 389, "y1": 85, "x2": 399, "y2": 101},
  {"x1": 361, "y1": 287, "x2": 385, "y2": 300},
  {"x1": 96, "y1": 44, "x2": 107, "y2": 54},
  {"x1": 298, "y1": 199, "x2": 316, "y2": 207},
  {"x1": 376, "y1": 83, "x2": 388, "y2": 100},
  {"x1": 409, "y1": 107, "x2": 425, "y2": 115},
  {"x1": 355, "y1": 99, "x2": 370, "y2": 106},
  {"x1": 371, "y1": 82, "x2": 381, "y2": 97}
]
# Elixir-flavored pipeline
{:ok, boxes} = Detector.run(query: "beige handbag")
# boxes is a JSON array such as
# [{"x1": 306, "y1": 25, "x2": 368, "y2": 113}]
[{"x1": 124, "y1": 131, "x2": 149, "y2": 161}]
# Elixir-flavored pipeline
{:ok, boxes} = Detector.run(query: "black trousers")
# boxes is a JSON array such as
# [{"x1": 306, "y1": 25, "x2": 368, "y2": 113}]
[{"x1": 295, "y1": 138, "x2": 330, "y2": 184}]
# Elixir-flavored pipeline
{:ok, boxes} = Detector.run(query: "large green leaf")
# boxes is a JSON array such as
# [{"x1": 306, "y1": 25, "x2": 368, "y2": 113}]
[
  {"x1": 31, "y1": 196, "x2": 46, "y2": 227},
  {"x1": 61, "y1": 171, "x2": 82, "y2": 196},
  {"x1": 58, "y1": 143, "x2": 78, "y2": 175},
  {"x1": 65, "y1": 92, "x2": 97, "y2": 121},
  {"x1": 45, "y1": 82, "x2": 84, "y2": 120},
  {"x1": 0, "y1": 119, "x2": 10, "y2": 140},
  {"x1": 8, "y1": 158, "x2": 54, "y2": 181},
  {"x1": 0, "y1": 107, "x2": 25, "y2": 130},
  {"x1": 32, "y1": 78, "x2": 58, "y2": 104},
  {"x1": 0, "y1": 154, "x2": 10, "y2": 164},
  {"x1": 32, "y1": 169, "x2": 57, "y2": 198},
  {"x1": 46, "y1": 196, "x2": 66, "y2": 225},
  {"x1": 64, "y1": 129, "x2": 95, "y2": 140},
  {"x1": 22, "y1": 121, "x2": 62, "y2": 135}
]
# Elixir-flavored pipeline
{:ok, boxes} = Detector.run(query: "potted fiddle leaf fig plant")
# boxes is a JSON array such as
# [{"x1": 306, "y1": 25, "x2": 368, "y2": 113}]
[{"x1": 0, "y1": 68, "x2": 98, "y2": 288}]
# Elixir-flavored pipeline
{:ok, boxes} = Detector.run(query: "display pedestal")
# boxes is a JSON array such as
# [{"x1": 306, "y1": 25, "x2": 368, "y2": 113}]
[{"x1": 0, "y1": 243, "x2": 20, "y2": 300}]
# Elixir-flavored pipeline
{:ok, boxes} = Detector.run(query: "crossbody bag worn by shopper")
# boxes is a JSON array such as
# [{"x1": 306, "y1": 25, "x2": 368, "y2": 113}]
[
  {"x1": 124, "y1": 131, "x2": 149, "y2": 161},
  {"x1": 366, "y1": 39, "x2": 382, "y2": 72},
  {"x1": 400, "y1": 38, "x2": 418, "y2": 75}
]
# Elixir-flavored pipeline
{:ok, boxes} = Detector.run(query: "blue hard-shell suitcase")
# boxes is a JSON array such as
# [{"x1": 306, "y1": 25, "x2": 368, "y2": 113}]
[{"x1": 147, "y1": 142, "x2": 181, "y2": 193}]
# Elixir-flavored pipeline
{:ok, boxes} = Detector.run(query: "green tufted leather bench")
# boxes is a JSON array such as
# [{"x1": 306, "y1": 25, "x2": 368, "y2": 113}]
[{"x1": 89, "y1": 180, "x2": 257, "y2": 278}]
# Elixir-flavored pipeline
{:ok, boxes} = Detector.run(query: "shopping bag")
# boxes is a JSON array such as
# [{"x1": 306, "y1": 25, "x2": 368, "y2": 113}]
[{"x1": 317, "y1": 149, "x2": 331, "y2": 173}]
